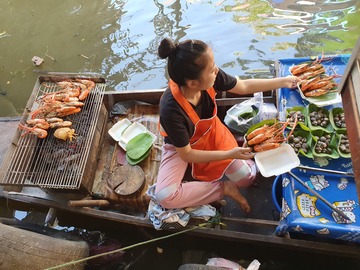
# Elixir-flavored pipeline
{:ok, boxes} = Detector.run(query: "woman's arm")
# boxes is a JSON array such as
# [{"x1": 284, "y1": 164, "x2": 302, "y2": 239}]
[
  {"x1": 228, "y1": 76, "x2": 300, "y2": 95},
  {"x1": 175, "y1": 144, "x2": 255, "y2": 164}
]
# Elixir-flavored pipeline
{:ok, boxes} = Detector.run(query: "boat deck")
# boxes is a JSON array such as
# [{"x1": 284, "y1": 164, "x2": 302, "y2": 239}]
[
  {"x1": 1, "y1": 86, "x2": 360, "y2": 259},
  {"x1": 0, "y1": 103, "x2": 277, "y2": 220}
]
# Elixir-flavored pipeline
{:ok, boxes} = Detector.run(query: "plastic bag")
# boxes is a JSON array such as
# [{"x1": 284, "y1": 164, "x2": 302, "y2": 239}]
[
  {"x1": 224, "y1": 92, "x2": 278, "y2": 135},
  {"x1": 206, "y1": 257, "x2": 244, "y2": 269},
  {"x1": 224, "y1": 93, "x2": 264, "y2": 135},
  {"x1": 247, "y1": 259, "x2": 261, "y2": 270},
  {"x1": 206, "y1": 258, "x2": 261, "y2": 270}
]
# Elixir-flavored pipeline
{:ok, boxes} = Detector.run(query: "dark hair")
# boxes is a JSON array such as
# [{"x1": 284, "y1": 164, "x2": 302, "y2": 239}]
[{"x1": 158, "y1": 37, "x2": 208, "y2": 86}]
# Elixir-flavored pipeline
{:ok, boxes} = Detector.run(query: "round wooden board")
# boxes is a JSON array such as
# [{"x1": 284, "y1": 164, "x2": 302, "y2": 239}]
[{"x1": 109, "y1": 165, "x2": 145, "y2": 195}]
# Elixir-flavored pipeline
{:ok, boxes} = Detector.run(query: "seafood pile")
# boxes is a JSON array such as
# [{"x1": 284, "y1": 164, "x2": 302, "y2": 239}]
[
  {"x1": 309, "y1": 109, "x2": 329, "y2": 128},
  {"x1": 313, "y1": 134, "x2": 333, "y2": 155},
  {"x1": 286, "y1": 109, "x2": 305, "y2": 125},
  {"x1": 333, "y1": 111, "x2": 346, "y2": 128},
  {"x1": 283, "y1": 104, "x2": 351, "y2": 159},
  {"x1": 290, "y1": 57, "x2": 340, "y2": 97},
  {"x1": 19, "y1": 79, "x2": 95, "y2": 141},
  {"x1": 245, "y1": 116, "x2": 297, "y2": 152},
  {"x1": 287, "y1": 134, "x2": 310, "y2": 155},
  {"x1": 338, "y1": 135, "x2": 350, "y2": 155}
]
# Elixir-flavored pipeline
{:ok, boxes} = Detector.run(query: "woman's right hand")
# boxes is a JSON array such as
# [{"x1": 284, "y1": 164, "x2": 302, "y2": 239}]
[{"x1": 230, "y1": 147, "x2": 255, "y2": 160}]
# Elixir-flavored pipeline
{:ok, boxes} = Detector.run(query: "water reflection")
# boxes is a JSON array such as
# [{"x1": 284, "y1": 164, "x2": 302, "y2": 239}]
[
  {"x1": 271, "y1": 0, "x2": 356, "y2": 35},
  {"x1": 0, "y1": 0, "x2": 359, "y2": 117}
]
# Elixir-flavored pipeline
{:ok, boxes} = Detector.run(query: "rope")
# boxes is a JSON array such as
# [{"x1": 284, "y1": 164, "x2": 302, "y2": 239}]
[{"x1": 44, "y1": 223, "x2": 210, "y2": 270}]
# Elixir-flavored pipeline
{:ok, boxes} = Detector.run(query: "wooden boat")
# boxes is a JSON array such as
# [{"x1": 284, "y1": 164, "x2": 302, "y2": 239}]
[
  {"x1": 1, "y1": 44, "x2": 360, "y2": 262},
  {"x1": 337, "y1": 37, "x2": 360, "y2": 201}
]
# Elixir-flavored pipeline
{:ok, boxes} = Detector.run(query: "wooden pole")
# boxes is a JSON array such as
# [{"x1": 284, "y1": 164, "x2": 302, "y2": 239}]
[{"x1": 67, "y1": 199, "x2": 111, "y2": 208}]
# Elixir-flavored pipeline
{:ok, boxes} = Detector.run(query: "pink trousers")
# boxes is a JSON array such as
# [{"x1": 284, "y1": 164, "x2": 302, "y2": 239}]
[{"x1": 154, "y1": 144, "x2": 256, "y2": 209}]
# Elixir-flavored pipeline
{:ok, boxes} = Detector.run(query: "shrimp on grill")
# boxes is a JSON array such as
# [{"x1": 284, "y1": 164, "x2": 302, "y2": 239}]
[
  {"x1": 37, "y1": 91, "x2": 71, "y2": 103},
  {"x1": 18, "y1": 124, "x2": 48, "y2": 139},
  {"x1": 26, "y1": 118, "x2": 50, "y2": 130},
  {"x1": 56, "y1": 81, "x2": 75, "y2": 89},
  {"x1": 55, "y1": 106, "x2": 81, "y2": 117},
  {"x1": 30, "y1": 100, "x2": 63, "y2": 119},
  {"x1": 49, "y1": 120, "x2": 73, "y2": 129},
  {"x1": 26, "y1": 118, "x2": 47, "y2": 126},
  {"x1": 76, "y1": 79, "x2": 95, "y2": 100},
  {"x1": 45, "y1": 117, "x2": 64, "y2": 123}
]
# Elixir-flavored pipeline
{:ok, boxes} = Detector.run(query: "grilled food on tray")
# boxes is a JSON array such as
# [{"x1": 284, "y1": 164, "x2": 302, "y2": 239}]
[
  {"x1": 290, "y1": 57, "x2": 340, "y2": 97},
  {"x1": 18, "y1": 79, "x2": 94, "y2": 140}
]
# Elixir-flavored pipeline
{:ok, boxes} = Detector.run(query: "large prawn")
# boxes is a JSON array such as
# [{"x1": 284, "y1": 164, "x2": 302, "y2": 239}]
[
  {"x1": 76, "y1": 79, "x2": 95, "y2": 100},
  {"x1": 18, "y1": 124, "x2": 48, "y2": 139},
  {"x1": 247, "y1": 123, "x2": 287, "y2": 146},
  {"x1": 290, "y1": 54, "x2": 331, "y2": 79},
  {"x1": 246, "y1": 115, "x2": 297, "y2": 152}
]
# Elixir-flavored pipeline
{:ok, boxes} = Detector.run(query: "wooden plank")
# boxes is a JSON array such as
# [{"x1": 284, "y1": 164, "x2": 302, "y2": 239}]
[
  {"x1": 92, "y1": 103, "x2": 162, "y2": 211},
  {"x1": 337, "y1": 37, "x2": 360, "y2": 201},
  {"x1": 81, "y1": 104, "x2": 108, "y2": 193},
  {"x1": 341, "y1": 74, "x2": 360, "y2": 202}
]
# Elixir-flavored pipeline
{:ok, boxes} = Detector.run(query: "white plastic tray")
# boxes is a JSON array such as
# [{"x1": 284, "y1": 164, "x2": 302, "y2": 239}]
[
  {"x1": 254, "y1": 144, "x2": 300, "y2": 177},
  {"x1": 108, "y1": 118, "x2": 131, "y2": 141},
  {"x1": 296, "y1": 83, "x2": 342, "y2": 107},
  {"x1": 118, "y1": 122, "x2": 156, "y2": 150},
  {"x1": 108, "y1": 120, "x2": 157, "y2": 150}
]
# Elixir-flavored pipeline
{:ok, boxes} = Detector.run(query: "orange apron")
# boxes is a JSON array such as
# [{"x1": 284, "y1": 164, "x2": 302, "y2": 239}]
[{"x1": 165, "y1": 80, "x2": 238, "y2": 181}]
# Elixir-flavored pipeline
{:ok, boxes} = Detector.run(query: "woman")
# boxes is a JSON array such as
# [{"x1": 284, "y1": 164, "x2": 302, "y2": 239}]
[{"x1": 154, "y1": 38, "x2": 300, "y2": 212}]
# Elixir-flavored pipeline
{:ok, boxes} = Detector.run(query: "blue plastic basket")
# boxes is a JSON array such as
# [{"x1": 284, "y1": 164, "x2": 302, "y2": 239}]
[{"x1": 272, "y1": 174, "x2": 283, "y2": 212}]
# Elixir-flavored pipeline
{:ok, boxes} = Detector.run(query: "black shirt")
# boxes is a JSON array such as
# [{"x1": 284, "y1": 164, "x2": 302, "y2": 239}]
[{"x1": 159, "y1": 68, "x2": 237, "y2": 147}]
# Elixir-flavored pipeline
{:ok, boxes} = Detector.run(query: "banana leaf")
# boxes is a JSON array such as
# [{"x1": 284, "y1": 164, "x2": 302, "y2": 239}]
[
  {"x1": 126, "y1": 147, "x2": 151, "y2": 165},
  {"x1": 286, "y1": 127, "x2": 313, "y2": 159},
  {"x1": 285, "y1": 105, "x2": 309, "y2": 130},
  {"x1": 307, "y1": 104, "x2": 333, "y2": 132},
  {"x1": 126, "y1": 132, "x2": 154, "y2": 160}
]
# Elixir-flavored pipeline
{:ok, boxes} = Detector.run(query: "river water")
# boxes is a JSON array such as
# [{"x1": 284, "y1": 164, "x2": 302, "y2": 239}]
[{"x1": 0, "y1": 0, "x2": 359, "y2": 117}]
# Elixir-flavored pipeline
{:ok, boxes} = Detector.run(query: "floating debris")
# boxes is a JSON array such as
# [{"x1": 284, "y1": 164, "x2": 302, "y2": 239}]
[
  {"x1": 79, "y1": 54, "x2": 90, "y2": 59},
  {"x1": 0, "y1": 31, "x2": 11, "y2": 39},
  {"x1": 32, "y1": 56, "x2": 44, "y2": 66},
  {"x1": 45, "y1": 53, "x2": 56, "y2": 62}
]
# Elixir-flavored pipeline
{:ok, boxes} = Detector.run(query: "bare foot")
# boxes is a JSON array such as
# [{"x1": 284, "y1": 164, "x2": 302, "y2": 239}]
[{"x1": 223, "y1": 181, "x2": 251, "y2": 213}]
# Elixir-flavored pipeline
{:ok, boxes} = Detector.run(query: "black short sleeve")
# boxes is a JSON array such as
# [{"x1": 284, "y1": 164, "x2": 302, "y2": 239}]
[{"x1": 214, "y1": 68, "x2": 237, "y2": 91}]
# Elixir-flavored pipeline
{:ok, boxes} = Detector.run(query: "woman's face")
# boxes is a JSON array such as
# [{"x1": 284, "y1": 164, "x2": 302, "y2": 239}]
[{"x1": 196, "y1": 47, "x2": 219, "y2": 90}]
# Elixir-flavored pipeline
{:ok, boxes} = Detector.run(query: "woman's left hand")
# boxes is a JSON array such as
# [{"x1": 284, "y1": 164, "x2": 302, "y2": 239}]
[{"x1": 284, "y1": 76, "x2": 301, "y2": 89}]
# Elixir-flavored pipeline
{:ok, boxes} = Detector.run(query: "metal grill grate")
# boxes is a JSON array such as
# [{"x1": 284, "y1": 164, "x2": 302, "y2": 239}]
[{"x1": 0, "y1": 75, "x2": 106, "y2": 189}]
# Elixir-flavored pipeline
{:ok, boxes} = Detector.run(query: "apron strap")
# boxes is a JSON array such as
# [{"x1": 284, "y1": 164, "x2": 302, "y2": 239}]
[
  {"x1": 169, "y1": 80, "x2": 200, "y2": 124},
  {"x1": 169, "y1": 80, "x2": 217, "y2": 124}
]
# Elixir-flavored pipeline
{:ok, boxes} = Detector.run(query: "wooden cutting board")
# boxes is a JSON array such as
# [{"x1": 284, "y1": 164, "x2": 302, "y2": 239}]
[{"x1": 108, "y1": 164, "x2": 145, "y2": 195}]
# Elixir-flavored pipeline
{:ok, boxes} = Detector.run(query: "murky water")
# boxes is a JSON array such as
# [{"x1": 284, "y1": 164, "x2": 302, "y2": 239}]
[{"x1": 0, "y1": 0, "x2": 359, "y2": 117}]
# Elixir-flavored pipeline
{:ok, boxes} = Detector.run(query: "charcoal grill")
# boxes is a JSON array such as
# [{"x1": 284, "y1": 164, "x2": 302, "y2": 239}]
[{"x1": 0, "y1": 74, "x2": 107, "y2": 191}]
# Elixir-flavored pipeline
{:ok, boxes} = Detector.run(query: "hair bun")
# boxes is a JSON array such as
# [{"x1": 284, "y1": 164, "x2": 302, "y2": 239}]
[{"x1": 158, "y1": 38, "x2": 177, "y2": 59}]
